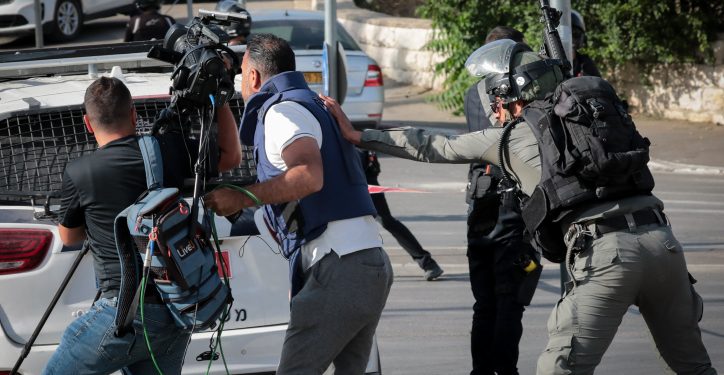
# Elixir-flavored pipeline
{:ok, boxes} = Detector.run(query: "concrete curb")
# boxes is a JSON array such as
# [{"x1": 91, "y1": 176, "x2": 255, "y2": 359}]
[{"x1": 648, "y1": 159, "x2": 724, "y2": 175}]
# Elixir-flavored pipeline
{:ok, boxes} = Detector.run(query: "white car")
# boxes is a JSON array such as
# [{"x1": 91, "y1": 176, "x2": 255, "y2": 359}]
[
  {"x1": 0, "y1": 0, "x2": 136, "y2": 41},
  {"x1": 251, "y1": 9, "x2": 384, "y2": 129},
  {"x1": 0, "y1": 43, "x2": 381, "y2": 374}
]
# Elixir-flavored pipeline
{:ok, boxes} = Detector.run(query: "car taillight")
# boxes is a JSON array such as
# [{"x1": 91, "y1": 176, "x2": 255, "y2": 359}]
[
  {"x1": 0, "y1": 229, "x2": 53, "y2": 275},
  {"x1": 364, "y1": 65, "x2": 383, "y2": 87}
]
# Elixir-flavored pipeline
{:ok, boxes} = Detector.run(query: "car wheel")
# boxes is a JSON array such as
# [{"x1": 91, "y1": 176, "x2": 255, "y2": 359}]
[{"x1": 50, "y1": 0, "x2": 82, "y2": 41}]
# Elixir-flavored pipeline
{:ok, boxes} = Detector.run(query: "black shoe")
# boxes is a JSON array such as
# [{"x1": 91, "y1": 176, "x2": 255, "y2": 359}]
[{"x1": 424, "y1": 264, "x2": 444, "y2": 281}]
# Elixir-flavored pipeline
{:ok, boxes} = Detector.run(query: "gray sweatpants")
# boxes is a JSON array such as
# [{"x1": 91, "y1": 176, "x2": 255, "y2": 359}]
[
  {"x1": 537, "y1": 223, "x2": 717, "y2": 375},
  {"x1": 277, "y1": 247, "x2": 393, "y2": 375}
]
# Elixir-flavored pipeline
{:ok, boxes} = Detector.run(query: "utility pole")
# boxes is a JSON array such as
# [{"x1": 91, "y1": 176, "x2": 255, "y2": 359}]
[
  {"x1": 551, "y1": 0, "x2": 572, "y2": 75},
  {"x1": 324, "y1": 0, "x2": 338, "y2": 99},
  {"x1": 33, "y1": 0, "x2": 44, "y2": 48},
  {"x1": 550, "y1": 0, "x2": 572, "y2": 293}
]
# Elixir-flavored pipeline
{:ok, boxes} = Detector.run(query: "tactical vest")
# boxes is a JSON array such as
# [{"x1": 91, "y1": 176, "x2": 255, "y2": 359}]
[
  {"x1": 517, "y1": 76, "x2": 655, "y2": 262},
  {"x1": 465, "y1": 80, "x2": 503, "y2": 236},
  {"x1": 239, "y1": 71, "x2": 376, "y2": 292}
]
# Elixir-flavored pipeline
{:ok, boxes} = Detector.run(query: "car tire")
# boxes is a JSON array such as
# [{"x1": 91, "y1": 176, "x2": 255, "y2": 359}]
[{"x1": 49, "y1": 0, "x2": 83, "y2": 42}]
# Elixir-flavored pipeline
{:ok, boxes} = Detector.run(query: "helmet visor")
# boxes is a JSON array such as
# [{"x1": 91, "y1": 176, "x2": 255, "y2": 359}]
[{"x1": 464, "y1": 39, "x2": 518, "y2": 78}]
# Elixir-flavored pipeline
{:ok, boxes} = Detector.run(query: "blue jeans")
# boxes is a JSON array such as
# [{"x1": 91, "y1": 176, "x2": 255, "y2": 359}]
[{"x1": 43, "y1": 298, "x2": 191, "y2": 375}]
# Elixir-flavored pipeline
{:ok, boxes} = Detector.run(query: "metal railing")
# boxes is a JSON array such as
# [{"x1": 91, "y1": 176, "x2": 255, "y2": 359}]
[{"x1": 0, "y1": 97, "x2": 255, "y2": 206}]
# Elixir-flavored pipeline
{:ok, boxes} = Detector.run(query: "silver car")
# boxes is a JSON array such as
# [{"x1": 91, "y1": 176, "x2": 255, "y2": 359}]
[{"x1": 251, "y1": 9, "x2": 384, "y2": 129}]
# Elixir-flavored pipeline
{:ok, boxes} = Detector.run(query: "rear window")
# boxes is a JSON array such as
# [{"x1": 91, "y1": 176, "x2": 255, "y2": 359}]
[{"x1": 251, "y1": 19, "x2": 361, "y2": 51}]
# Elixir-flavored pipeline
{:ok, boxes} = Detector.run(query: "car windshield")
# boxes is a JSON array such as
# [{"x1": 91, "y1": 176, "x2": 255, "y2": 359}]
[{"x1": 251, "y1": 19, "x2": 361, "y2": 51}]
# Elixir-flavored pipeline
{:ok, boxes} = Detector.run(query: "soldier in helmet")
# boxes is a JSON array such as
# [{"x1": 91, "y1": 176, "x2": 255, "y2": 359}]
[
  {"x1": 321, "y1": 40, "x2": 717, "y2": 375},
  {"x1": 215, "y1": 0, "x2": 252, "y2": 45},
  {"x1": 571, "y1": 10, "x2": 601, "y2": 77},
  {"x1": 123, "y1": 0, "x2": 175, "y2": 42}
]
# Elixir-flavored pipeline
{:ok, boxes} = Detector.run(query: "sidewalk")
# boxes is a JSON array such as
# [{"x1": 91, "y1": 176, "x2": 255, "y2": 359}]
[{"x1": 381, "y1": 79, "x2": 724, "y2": 174}]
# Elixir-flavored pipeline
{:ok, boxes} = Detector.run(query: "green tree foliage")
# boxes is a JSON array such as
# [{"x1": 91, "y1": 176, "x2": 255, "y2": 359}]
[{"x1": 418, "y1": 0, "x2": 723, "y2": 114}]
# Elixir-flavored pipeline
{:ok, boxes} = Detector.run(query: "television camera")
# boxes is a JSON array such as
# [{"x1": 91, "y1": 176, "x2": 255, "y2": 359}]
[
  {"x1": 147, "y1": 9, "x2": 250, "y2": 221},
  {"x1": 148, "y1": 9, "x2": 248, "y2": 111}
]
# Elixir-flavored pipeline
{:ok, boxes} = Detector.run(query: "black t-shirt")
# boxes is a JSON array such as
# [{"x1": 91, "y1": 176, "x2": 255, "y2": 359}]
[{"x1": 59, "y1": 134, "x2": 194, "y2": 297}]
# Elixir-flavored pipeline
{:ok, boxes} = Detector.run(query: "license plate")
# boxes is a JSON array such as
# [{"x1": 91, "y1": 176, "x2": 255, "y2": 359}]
[
  {"x1": 215, "y1": 250, "x2": 232, "y2": 279},
  {"x1": 303, "y1": 72, "x2": 322, "y2": 84}
]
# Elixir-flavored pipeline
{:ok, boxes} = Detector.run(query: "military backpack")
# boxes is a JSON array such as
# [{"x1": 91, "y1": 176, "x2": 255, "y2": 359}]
[{"x1": 516, "y1": 76, "x2": 655, "y2": 262}]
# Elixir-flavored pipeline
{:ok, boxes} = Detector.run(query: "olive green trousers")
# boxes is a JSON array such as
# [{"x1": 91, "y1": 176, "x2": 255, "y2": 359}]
[{"x1": 536, "y1": 223, "x2": 717, "y2": 375}]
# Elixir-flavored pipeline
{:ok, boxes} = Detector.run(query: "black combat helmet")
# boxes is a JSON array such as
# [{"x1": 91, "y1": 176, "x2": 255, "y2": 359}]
[
  {"x1": 571, "y1": 10, "x2": 587, "y2": 50},
  {"x1": 465, "y1": 39, "x2": 564, "y2": 104},
  {"x1": 215, "y1": 0, "x2": 252, "y2": 38}
]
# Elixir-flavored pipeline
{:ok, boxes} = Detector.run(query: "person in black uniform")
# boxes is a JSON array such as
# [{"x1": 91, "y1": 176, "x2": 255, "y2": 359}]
[
  {"x1": 359, "y1": 149, "x2": 444, "y2": 281},
  {"x1": 571, "y1": 10, "x2": 601, "y2": 77},
  {"x1": 463, "y1": 26, "x2": 540, "y2": 375},
  {"x1": 44, "y1": 77, "x2": 241, "y2": 374},
  {"x1": 124, "y1": 0, "x2": 175, "y2": 42}
]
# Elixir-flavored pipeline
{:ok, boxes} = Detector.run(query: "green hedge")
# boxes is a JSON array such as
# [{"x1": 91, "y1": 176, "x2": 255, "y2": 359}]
[{"x1": 418, "y1": 0, "x2": 723, "y2": 114}]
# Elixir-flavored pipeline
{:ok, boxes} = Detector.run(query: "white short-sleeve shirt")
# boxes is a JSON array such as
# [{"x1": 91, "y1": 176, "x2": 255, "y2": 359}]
[{"x1": 264, "y1": 101, "x2": 382, "y2": 270}]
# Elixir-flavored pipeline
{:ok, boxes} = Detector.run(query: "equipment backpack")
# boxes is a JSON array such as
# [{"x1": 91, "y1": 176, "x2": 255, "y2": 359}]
[
  {"x1": 517, "y1": 76, "x2": 655, "y2": 262},
  {"x1": 113, "y1": 135, "x2": 231, "y2": 336}
]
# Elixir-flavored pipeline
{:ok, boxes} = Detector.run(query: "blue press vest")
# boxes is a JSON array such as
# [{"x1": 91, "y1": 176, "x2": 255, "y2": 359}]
[{"x1": 239, "y1": 71, "x2": 376, "y2": 260}]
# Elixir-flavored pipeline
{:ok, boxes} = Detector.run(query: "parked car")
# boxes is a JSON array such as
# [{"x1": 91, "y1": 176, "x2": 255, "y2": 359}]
[
  {"x1": 251, "y1": 9, "x2": 384, "y2": 129},
  {"x1": 0, "y1": 42, "x2": 381, "y2": 375},
  {"x1": 0, "y1": 0, "x2": 136, "y2": 41}
]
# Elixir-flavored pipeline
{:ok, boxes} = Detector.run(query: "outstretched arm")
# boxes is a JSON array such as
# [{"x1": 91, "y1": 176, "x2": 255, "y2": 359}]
[
  {"x1": 320, "y1": 94, "x2": 543, "y2": 195},
  {"x1": 320, "y1": 94, "x2": 500, "y2": 164}
]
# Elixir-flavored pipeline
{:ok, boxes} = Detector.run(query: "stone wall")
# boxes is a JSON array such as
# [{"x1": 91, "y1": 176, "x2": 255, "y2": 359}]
[
  {"x1": 611, "y1": 39, "x2": 724, "y2": 125},
  {"x1": 337, "y1": 13, "x2": 446, "y2": 90},
  {"x1": 308, "y1": 0, "x2": 446, "y2": 90}
]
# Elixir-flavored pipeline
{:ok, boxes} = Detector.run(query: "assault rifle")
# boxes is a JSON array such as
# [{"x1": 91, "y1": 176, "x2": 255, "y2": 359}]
[{"x1": 539, "y1": 0, "x2": 572, "y2": 78}]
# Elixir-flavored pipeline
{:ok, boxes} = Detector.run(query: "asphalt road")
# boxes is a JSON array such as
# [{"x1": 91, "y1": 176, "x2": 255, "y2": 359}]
[{"x1": 373, "y1": 155, "x2": 724, "y2": 374}]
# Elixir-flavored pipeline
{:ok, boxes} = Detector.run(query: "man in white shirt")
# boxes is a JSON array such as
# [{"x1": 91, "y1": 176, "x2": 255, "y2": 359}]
[{"x1": 205, "y1": 33, "x2": 393, "y2": 375}]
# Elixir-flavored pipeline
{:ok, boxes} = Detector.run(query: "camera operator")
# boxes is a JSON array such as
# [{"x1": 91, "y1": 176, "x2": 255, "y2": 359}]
[
  {"x1": 205, "y1": 33, "x2": 393, "y2": 375},
  {"x1": 44, "y1": 77, "x2": 240, "y2": 375}
]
